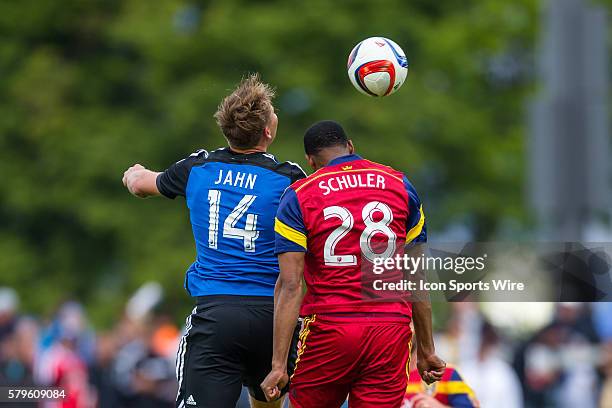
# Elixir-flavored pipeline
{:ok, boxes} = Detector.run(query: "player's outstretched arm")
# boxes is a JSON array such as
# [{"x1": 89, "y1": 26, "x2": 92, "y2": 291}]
[
  {"x1": 261, "y1": 251, "x2": 305, "y2": 402},
  {"x1": 122, "y1": 164, "x2": 161, "y2": 198}
]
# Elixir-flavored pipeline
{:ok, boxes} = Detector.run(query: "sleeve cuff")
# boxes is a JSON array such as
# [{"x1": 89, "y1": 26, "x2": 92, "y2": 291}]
[
  {"x1": 274, "y1": 218, "x2": 307, "y2": 249},
  {"x1": 275, "y1": 235, "x2": 308, "y2": 254},
  {"x1": 406, "y1": 205, "x2": 425, "y2": 243},
  {"x1": 156, "y1": 173, "x2": 176, "y2": 199}
]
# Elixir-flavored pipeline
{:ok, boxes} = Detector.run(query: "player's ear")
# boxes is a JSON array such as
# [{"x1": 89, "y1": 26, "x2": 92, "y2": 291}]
[
  {"x1": 260, "y1": 127, "x2": 273, "y2": 148},
  {"x1": 263, "y1": 126, "x2": 272, "y2": 140},
  {"x1": 347, "y1": 140, "x2": 355, "y2": 154},
  {"x1": 305, "y1": 154, "x2": 317, "y2": 170}
]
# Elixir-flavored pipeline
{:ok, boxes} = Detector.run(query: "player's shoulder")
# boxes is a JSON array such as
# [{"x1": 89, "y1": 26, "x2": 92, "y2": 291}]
[
  {"x1": 361, "y1": 158, "x2": 405, "y2": 179},
  {"x1": 273, "y1": 160, "x2": 307, "y2": 183},
  {"x1": 362, "y1": 158, "x2": 421, "y2": 194},
  {"x1": 289, "y1": 164, "x2": 331, "y2": 193},
  {"x1": 175, "y1": 148, "x2": 210, "y2": 168}
]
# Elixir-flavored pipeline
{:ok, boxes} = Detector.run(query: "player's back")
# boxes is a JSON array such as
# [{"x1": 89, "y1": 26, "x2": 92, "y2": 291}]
[
  {"x1": 157, "y1": 147, "x2": 305, "y2": 297},
  {"x1": 277, "y1": 153, "x2": 425, "y2": 316}
]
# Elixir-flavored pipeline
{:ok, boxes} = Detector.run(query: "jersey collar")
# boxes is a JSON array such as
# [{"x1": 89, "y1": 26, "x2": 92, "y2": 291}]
[
  {"x1": 224, "y1": 147, "x2": 278, "y2": 163},
  {"x1": 327, "y1": 154, "x2": 363, "y2": 167}
]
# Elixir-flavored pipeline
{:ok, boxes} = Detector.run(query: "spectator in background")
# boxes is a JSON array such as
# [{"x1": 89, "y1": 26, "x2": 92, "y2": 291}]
[
  {"x1": 0, "y1": 287, "x2": 19, "y2": 384},
  {"x1": 600, "y1": 341, "x2": 612, "y2": 408},
  {"x1": 111, "y1": 315, "x2": 148, "y2": 405},
  {"x1": 36, "y1": 301, "x2": 98, "y2": 408},
  {"x1": 554, "y1": 303, "x2": 599, "y2": 343},
  {"x1": 111, "y1": 314, "x2": 176, "y2": 408},
  {"x1": 512, "y1": 303, "x2": 599, "y2": 408},
  {"x1": 97, "y1": 282, "x2": 178, "y2": 408},
  {"x1": 461, "y1": 321, "x2": 522, "y2": 408},
  {"x1": 7, "y1": 318, "x2": 38, "y2": 384},
  {"x1": 592, "y1": 302, "x2": 612, "y2": 342},
  {"x1": 130, "y1": 351, "x2": 175, "y2": 408},
  {"x1": 38, "y1": 325, "x2": 93, "y2": 408},
  {"x1": 0, "y1": 289, "x2": 38, "y2": 387},
  {"x1": 89, "y1": 333, "x2": 120, "y2": 408},
  {"x1": 434, "y1": 303, "x2": 483, "y2": 369},
  {"x1": 597, "y1": 302, "x2": 612, "y2": 408},
  {"x1": 552, "y1": 303, "x2": 599, "y2": 408},
  {"x1": 128, "y1": 315, "x2": 176, "y2": 408},
  {"x1": 39, "y1": 302, "x2": 96, "y2": 367},
  {"x1": 0, "y1": 288, "x2": 18, "y2": 343}
]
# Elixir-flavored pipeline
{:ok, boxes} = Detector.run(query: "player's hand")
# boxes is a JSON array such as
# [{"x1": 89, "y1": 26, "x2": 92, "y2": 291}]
[
  {"x1": 411, "y1": 393, "x2": 447, "y2": 408},
  {"x1": 417, "y1": 354, "x2": 446, "y2": 384},
  {"x1": 122, "y1": 163, "x2": 145, "y2": 187},
  {"x1": 260, "y1": 368, "x2": 288, "y2": 402}
]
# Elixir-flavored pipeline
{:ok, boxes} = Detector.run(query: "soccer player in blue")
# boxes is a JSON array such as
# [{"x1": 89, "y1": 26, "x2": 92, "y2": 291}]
[{"x1": 122, "y1": 75, "x2": 305, "y2": 408}]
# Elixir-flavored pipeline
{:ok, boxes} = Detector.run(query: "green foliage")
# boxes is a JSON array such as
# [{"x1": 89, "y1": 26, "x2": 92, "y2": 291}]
[{"x1": 0, "y1": 0, "x2": 537, "y2": 326}]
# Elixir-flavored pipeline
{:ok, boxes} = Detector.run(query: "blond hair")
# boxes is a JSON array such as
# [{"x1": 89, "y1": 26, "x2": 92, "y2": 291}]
[{"x1": 214, "y1": 74, "x2": 275, "y2": 149}]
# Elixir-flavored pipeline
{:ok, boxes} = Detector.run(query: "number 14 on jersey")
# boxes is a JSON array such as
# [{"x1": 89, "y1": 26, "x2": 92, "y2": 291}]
[{"x1": 207, "y1": 190, "x2": 259, "y2": 252}]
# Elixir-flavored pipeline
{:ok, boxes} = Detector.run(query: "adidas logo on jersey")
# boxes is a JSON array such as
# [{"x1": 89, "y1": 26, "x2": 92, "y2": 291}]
[{"x1": 186, "y1": 395, "x2": 197, "y2": 406}]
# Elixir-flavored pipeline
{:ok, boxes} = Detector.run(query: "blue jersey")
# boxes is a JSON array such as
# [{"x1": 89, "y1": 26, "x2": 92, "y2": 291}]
[{"x1": 156, "y1": 148, "x2": 306, "y2": 297}]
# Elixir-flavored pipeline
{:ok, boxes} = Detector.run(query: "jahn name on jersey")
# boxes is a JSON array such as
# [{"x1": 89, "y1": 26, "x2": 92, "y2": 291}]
[{"x1": 214, "y1": 169, "x2": 258, "y2": 189}]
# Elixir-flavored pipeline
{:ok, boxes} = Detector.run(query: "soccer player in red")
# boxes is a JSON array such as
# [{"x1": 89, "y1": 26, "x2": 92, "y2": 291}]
[
  {"x1": 405, "y1": 345, "x2": 478, "y2": 408},
  {"x1": 261, "y1": 121, "x2": 445, "y2": 407}
]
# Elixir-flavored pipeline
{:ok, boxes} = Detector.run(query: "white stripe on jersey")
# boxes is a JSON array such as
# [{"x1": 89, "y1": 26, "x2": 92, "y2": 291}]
[
  {"x1": 189, "y1": 149, "x2": 209, "y2": 158},
  {"x1": 175, "y1": 306, "x2": 198, "y2": 405},
  {"x1": 263, "y1": 153, "x2": 278, "y2": 162},
  {"x1": 287, "y1": 161, "x2": 307, "y2": 176}
]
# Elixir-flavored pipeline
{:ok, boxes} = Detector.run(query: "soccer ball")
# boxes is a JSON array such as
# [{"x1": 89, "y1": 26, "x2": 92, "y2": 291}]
[{"x1": 347, "y1": 37, "x2": 408, "y2": 97}]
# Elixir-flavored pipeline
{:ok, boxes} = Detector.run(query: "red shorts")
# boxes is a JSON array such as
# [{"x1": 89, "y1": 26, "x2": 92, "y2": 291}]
[{"x1": 289, "y1": 314, "x2": 412, "y2": 408}]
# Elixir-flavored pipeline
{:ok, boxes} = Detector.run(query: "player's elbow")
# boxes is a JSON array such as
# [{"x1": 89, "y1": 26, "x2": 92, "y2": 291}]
[
  {"x1": 277, "y1": 253, "x2": 305, "y2": 296},
  {"x1": 285, "y1": 278, "x2": 303, "y2": 294},
  {"x1": 279, "y1": 273, "x2": 303, "y2": 296}
]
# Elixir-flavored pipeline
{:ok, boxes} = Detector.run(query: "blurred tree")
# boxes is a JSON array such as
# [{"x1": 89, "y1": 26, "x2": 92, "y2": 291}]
[{"x1": 0, "y1": 0, "x2": 539, "y2": 325}]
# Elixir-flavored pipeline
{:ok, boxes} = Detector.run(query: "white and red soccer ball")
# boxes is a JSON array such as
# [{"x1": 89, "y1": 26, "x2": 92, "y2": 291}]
[{"x1": 347, "y1": 37, "x2": 408, "y2": 97}]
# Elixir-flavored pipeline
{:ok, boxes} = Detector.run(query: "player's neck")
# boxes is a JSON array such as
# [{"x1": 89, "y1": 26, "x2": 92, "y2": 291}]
[
  {"x1": 317, "y1": 149, "x2": 354, "y2": 168},
  {"x1": 229, "y1": 145, "x2": 268, "y2": 154}
]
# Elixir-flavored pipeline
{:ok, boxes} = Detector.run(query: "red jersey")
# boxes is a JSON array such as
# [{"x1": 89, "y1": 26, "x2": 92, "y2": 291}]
[
  {"x1": 405, "y1": 366, "x2": 478, "y2": 407},
  {"x1": 39, "y1": 343, "x2": 91, "y2": 408},
  {"x1": 275, "y1": 154, "x2": 426, "y2": 317}
]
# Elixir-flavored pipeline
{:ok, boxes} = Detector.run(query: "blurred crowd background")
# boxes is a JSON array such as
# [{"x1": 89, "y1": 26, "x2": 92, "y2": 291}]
[
  {"x1": 0, "y1": 0, "x2": 610, "y2": 407},
  {"x1": 3, "y1": 285, "x2": 612, "y2": 408}
]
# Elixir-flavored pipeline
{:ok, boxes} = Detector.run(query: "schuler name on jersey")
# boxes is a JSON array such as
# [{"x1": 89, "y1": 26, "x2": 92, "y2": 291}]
[
  {"x1": 318, "y1": 172, "x2": 386, "y2": 195},
  {"x1": 156, "y1": 147, "x2": 306, "y2": 297}
]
